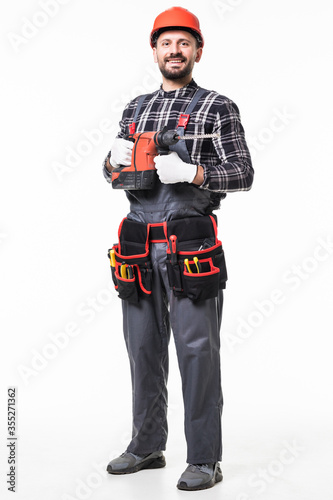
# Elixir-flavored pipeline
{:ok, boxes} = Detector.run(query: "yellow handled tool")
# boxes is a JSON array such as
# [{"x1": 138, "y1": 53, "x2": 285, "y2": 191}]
[
  {"x1": 121, "y1": 262, "x2": 128, "y2": 279},
  {"x1": 193, "y1": 256, "x2": 201, "y2": 273},
  {"x1": 184, "y1": 259, "x2": 192, "y2": 273},
  {"x1": 120, "y1": 262, "x2": 134, "y2": 279},
  {"x1": 109, "y1": 249, "x2": 116, "y2": 267}
]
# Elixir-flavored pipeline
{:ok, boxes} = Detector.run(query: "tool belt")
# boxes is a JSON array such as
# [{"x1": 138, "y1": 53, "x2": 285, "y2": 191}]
[{"x1": 107, "y1": 215, "x2": 227, "y2": 304}]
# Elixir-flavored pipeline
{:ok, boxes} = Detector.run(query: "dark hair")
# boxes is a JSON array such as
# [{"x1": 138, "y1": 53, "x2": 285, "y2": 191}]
[{"x1": 152, "y1": 27, "x2": 202, "y2": 48}]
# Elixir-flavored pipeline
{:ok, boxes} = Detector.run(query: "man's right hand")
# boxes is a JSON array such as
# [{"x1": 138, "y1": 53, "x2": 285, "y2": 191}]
[{"x1": 109, "y1": 138, "x2": 134, "y2": 168}]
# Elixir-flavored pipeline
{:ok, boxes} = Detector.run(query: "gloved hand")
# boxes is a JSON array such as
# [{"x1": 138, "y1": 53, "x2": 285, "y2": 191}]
[
  {"x1": 154, "y1": 151, "x2": 197, "y2": 184},
  {"x1": 109, "y1": 138, "x2": 134, "y2": 168}
]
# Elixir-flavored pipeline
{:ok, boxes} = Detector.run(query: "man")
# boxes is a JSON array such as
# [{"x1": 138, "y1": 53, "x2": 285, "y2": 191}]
[{"x1": 103, "y1": 6, "x2": 254, "y2": 491}]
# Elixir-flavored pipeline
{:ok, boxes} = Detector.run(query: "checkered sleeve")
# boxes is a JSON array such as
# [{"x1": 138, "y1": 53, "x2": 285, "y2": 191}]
[{"x1": 200, "y1": 100, "x2": 254, "y2": 193}]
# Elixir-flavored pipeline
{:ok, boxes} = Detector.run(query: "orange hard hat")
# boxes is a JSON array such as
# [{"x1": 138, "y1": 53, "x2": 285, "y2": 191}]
[{"x1": 150, "y1": 6, "x2": 204, "y2": 48}]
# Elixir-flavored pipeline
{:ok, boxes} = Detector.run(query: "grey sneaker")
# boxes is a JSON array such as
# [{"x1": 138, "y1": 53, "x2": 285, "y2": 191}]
[
  {"x1": 106, "y1": 451, "x2": 166, "y2": 475},
  {"x1": 177, "y1": 462, "x2": 223, "y2": 491}
]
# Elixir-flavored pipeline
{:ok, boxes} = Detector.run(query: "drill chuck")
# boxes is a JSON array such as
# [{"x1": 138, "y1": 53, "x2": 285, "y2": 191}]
[{"x1": 154, "y1": 127, "x2": 179, "y2": 149}]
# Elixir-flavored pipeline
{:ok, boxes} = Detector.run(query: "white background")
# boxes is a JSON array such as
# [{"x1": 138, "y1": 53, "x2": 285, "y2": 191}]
[{"x1": 1, "y1": 0, "x2": 332, "y2": 499}]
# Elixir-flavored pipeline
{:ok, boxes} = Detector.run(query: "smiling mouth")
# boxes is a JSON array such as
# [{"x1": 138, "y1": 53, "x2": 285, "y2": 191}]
[{"x1": 166, "y1": 59, "x2": 186, "y2": 64}]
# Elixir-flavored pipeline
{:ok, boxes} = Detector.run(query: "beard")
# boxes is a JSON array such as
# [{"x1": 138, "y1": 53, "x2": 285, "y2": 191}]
[{"x1": 157, "y1": 53, "x2": 195, "y2": 81}]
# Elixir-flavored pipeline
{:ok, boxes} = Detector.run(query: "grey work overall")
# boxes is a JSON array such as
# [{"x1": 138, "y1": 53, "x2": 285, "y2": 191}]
[{"x1": 120, "y1": 89, "x2": 224, "y2": 464}]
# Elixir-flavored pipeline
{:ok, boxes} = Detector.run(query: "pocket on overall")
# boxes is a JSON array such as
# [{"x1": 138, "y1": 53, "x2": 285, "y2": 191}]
[{"x1": 183, "y1": 257, "x2": 220, "y2": 301}]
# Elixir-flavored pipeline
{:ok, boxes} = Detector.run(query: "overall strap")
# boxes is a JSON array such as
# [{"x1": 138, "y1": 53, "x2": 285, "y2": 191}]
[
  {"x1": 176, "y1": 87, "x2": 207, "y2": 130},
  {"x1": 129, "y1": 94, "x2": 149, "y2": 134},
  {"x1": 170, "y1": 87, "x2": 208, "y2": 164}
]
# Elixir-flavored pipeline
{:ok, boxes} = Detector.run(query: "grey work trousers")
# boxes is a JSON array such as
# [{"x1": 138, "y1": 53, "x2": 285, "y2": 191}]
[{"x1": 122, "y1": 242, "x2": 224, "y2": 464}]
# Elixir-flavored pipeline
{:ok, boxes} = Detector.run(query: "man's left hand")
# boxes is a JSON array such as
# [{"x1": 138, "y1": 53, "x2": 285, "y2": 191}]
[{"x1": 154, "y1": 151, "x2": 198, "y2": 184}]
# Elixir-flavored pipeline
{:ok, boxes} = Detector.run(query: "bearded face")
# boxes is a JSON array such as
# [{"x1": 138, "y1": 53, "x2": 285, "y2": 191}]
[{"x1": 153, "y1": 31, "x2": 202, "y2": 83}]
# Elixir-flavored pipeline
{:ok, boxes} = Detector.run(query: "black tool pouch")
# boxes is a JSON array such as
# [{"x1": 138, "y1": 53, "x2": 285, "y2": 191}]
[
  {"x1": 114, "y1": 266, "x2": 139, "y2": 303},
  {"x1": 166, "y1": 243, "x2": 227, "y2": 301},
  {"x1": 107, "y1": 219, "x2": 153, "y2": 303},
  {"x1": 166, "y1": 216, "x2": 228, "y2": 301}
]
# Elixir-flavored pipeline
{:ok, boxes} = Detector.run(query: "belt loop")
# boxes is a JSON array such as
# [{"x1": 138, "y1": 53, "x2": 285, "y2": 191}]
[{"x1": 148, "y1": 222, "x2": 168, "y2": 243}]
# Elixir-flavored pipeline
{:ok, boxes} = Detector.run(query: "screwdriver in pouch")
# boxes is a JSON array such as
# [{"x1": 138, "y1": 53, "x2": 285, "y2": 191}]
[
  {"x1": 193, "y1": 257, "x2": 202, "y2": 273},
  {"x1": 184, "y1": 258, "x2": 192, "y2": 273},
  {"x1": 169, "y1": 235, "x2": 178, "y2": 265}
]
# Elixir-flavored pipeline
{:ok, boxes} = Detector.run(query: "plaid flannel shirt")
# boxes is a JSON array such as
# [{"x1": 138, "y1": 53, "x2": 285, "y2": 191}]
[{"x1": 103, "y1": 79, "x2": 253, "y2": 203}]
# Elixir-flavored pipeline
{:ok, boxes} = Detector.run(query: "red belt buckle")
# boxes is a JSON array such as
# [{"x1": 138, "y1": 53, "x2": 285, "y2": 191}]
[{"x1": 178, "y1": 114, "x2": 190, "y2": 129}]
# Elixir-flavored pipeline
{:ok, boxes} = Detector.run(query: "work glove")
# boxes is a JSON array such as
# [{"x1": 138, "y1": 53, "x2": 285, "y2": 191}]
[
  {"x1": 154, "y1": 151, "x2": 197, "y2": 184},
  {"x1": 109, "y1": 138, "x2": 134, "y2": 168}
]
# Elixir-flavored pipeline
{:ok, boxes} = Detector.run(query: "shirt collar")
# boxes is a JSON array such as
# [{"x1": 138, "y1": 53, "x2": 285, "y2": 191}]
[{"x1": 158, "y1": 79, "x2": 198, "y2": 98}]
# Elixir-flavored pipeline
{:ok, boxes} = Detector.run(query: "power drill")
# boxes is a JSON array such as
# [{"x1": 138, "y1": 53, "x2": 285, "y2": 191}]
[{"x1": 111, "y1": 127, "x2": 183, "y2": 190}]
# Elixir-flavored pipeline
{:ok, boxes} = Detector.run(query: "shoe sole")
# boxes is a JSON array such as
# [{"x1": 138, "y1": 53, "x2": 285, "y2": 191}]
[
  {"x1": 177, "y1": 467, "x2": 223, "y2": 491},
  {"x1": 107, "y1": 455, "x2": 166, "y2": 475}
]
